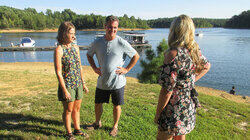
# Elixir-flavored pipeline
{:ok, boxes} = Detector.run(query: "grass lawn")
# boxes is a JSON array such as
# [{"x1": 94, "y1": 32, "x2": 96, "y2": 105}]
[{"x1": 0, "y1": 62, "x2": 249, "y2": 140}]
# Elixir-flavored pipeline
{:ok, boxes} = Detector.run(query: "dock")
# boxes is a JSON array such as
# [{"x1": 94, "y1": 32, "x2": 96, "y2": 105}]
[
  {"x1": 132, "y1": 44, "x2": 151, "y2": 48},
  {"x1": 0, "y1": 44, "x2": 151, "y2": 52}
]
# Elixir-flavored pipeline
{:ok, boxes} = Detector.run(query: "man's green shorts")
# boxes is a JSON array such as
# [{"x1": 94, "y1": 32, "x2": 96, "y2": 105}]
[{"x1": 58, "y1": 84, "x2": 83, "y2": 102}]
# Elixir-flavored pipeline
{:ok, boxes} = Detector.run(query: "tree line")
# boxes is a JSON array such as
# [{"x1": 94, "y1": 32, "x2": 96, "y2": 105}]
[
  {"x1": 0, "y1": 6, "x2": 249, "y2": 30},
  {"x1": 0, "y1": 6, "x2": 149, "y2": 30},
  {"x1": 147, "y1": 17, "x2": 227, "y2": 28},
  {"x1": 224, "y1": 10, "x2": 250, "y2": 29}
]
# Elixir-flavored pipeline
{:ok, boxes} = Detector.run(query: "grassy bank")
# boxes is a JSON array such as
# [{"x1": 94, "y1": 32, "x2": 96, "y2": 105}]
[{"x1": 0, "y1": 62, "x2": 249, "y2": 139}]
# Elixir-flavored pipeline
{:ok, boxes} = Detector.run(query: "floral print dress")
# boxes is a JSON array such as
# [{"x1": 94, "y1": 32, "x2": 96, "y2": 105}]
[
  {"x1": 158, "y1": 47, "x2": 209, "y2": 136},
  {"x1": 61, "y1": 45, "x2": 82, "y2": 89}
]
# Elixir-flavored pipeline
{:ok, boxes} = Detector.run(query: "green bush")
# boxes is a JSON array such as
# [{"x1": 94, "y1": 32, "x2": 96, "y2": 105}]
[{"x1": 138, "y1": 39, "x2": 169, "y2": 83}]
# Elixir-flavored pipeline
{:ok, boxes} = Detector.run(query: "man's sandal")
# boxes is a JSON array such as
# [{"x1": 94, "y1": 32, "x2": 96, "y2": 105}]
[
  {"x1": 109, "y1": 127, "x2": 118, "y2": 137},
  {"x1": 86, "y1": 122, "x2": 102, "y2": 130}
]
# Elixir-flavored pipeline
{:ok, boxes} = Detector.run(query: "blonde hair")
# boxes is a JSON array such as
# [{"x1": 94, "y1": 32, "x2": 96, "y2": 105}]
[
  {"x1": 57, "y1": 21, "x2": 75, "y2": 44},
  {"x1": 168, "y1": 15, "x2": 204, "y2": 73}
]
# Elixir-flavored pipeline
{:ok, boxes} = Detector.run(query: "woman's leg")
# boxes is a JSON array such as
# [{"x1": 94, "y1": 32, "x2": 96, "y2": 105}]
[
  {"x1": 173, "y1": 135, "x2": 185, "y2": 140},
  {"x1": 72, "y1": 99, "x2": 82, "y2": 130},
  {"x1": 62, "y1": 101, "x2": 75, "y2": 133},
  {"x1": 157, "y1": 129, "x2": 173, "y2": 140}
]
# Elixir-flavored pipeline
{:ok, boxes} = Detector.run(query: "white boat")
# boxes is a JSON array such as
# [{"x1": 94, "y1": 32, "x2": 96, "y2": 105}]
[
  {"x1": 123, "y1": 32, "x2": 149, "y2": 44},
  {"x1": 19, "y1": 37, "x2": 35, "y2": 47},
  {"x1": 95, "y1": 33, "x2": 105, "y2": 39},
  {"x1": 94, "y1": 32, "x2": 151, "y2": 48},
  {"x1": 195, "y1": 32, "x2": 203, "y2": 37}
]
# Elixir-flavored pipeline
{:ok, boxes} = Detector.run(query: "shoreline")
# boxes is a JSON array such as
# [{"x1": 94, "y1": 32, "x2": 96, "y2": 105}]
[
  {"x1": 0, "y1": 62, "x2": 249, "y2": 104},
  {"x1": 0, "y1": 28, "x2": 152, "y2": 33}
]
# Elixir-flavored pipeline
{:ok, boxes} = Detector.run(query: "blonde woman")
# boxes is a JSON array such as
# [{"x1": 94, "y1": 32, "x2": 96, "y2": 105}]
[{"x1": 155, "y1": 15, "x2": 211, "y2": 140}]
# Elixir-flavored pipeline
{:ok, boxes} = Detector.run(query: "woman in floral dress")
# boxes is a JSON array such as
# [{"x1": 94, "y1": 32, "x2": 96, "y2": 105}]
[
  {"x1": 155, "y1": 15, "x2": 211, "y2": 140},
  {"x1": 54, "y1": 22, "x2": 89, "y2": 139}
]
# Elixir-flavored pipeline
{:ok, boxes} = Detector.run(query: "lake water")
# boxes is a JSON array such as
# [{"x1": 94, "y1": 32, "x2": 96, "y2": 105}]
[{"x1": 0, "y1": 28, "x2": 250, "y2": 96}]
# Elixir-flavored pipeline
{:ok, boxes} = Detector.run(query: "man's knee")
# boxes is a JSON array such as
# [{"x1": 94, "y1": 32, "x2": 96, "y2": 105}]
[
  {"x1": 113, "y1": 105, "x2": 121, "y2": 110},
  {"x1": 95, "y1": 103, "x2": 103, "y2": 110}
]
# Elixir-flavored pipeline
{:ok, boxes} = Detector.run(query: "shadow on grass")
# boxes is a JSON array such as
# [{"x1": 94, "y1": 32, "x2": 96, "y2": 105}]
[
  {"x1": 81, "y1": 124, "x2": 113, "y2": 131},
  {"x1": 0, "y1": 134, "x2": 24, "y2": 140},
  {"x1": 0, "y1": 113, "x2": 64, "y2": 138}
]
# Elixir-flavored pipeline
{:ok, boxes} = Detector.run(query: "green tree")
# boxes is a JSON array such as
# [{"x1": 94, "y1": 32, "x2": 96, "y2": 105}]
[
  {"x1": 24, "y1": 7, "x2": 37, "y2": 14},
  {"x1": 45, "y1": 9, "x2": 52, "y2": 16},
  {"x1": 138, "y1": 39, "x2": 169, "y2": 83},
  {"x1": 225, "y1": 10, "x2": 250, "y2": 28},
  {"x1": 0, "y1": 16, "x2": 9, "y2": 28},
  {"x1": 62, "y1": 9, "x2": 76, "y2": 21}
]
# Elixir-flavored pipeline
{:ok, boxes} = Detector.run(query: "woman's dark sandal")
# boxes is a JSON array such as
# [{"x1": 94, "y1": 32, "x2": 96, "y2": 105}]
[
  {"x1": 65, "y1": 133, "x2": 76, "y2": 140},
  {"x1": 73, "y1": 129, "x2": 89, "y2": 138}
]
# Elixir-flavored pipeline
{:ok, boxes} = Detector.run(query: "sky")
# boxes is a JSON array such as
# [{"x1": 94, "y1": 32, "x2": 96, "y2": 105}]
[{"x1": 1, "y1": 0, "x2": 249, "y2": 19}]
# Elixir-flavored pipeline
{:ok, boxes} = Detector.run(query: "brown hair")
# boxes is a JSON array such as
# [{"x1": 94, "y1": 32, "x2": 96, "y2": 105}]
[
  {"x1": 105, "y1": 15, "x2": 119, "y2": 25},
  {"x1": 57, "y1": 21, "x2": 75, "y2": 44},
  {"x1": 168, "y1": 15, "x2": 205, "y2": 73}
]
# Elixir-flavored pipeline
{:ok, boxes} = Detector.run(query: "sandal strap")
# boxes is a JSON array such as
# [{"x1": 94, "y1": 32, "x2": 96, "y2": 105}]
[
  {"x1": 73, "y1": 129, "x2": 89, "y2": 137},
  {"x1": 65, "y1": 133, "x2": 76, "y2": 140},
  {"x1": 74, "y1": 129, "x2": 83, "y2": 134},
  {"x1": 66, "y1": 133, "x2": 73, "y2": 136}
]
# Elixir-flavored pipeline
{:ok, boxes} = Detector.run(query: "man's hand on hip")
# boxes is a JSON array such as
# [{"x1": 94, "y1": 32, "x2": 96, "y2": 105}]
[{"x1": 116, "y1": 66, "x2": 128, "y2": 75}]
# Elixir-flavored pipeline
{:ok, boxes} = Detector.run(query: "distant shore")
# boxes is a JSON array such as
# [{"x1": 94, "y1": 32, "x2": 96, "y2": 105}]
[
  {"x1": 0, "y1": 28, "x2": 151, "y2": 33},
  {"x1": 0, "y1": 62, "x2": 248, "y2": 104}
]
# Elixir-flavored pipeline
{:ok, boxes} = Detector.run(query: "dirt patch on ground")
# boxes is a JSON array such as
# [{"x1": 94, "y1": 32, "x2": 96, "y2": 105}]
[{"x1": 237, "y1": 122, "x2": 248, "y2": 131}]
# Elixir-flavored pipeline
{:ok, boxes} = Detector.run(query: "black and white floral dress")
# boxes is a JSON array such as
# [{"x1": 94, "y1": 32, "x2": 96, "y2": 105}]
[{"x1": 158, "y1": 47, "x2": 209, "y2": 136}]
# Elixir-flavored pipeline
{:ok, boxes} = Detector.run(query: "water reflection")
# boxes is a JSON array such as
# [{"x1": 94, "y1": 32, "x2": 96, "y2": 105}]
[
  {"x1": 23, "y1": 51, "x2": 37, "y2": 61},
  {"x1": 134, "y1": 46, "x2": 151, "y2": 57},
  {"x1": 231, "y1": 37, "x2": 250, "y2": 45}
]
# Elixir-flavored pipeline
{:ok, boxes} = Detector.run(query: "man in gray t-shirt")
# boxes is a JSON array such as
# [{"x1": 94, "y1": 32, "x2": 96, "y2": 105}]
[{"x1": 87, "y1": 15, "x2": 139, "y2": 136}]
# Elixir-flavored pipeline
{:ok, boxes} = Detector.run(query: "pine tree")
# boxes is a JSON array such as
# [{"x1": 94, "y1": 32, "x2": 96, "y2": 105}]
[{"x1": 138, "y1": 39, "x2": 169, "y2": 83}]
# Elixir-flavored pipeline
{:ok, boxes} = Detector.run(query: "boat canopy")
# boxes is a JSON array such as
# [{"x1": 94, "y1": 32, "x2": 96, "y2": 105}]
[
  {"x1": 123, "y1": 32, "x2": 147, "y2": 44},
  {"x1": 21, "y1": 37, "x2": 32, "y2": 43}
]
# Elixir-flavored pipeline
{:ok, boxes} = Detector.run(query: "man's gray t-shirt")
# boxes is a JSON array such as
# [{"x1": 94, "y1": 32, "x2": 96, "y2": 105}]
[{"x1": 87, "y1": 35, "x2": 137, "y2": 90}]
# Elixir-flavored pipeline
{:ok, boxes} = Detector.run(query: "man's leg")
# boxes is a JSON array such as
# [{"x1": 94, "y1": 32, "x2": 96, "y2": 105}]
[
  {"x1": 110, "y1": 87, "x2": 124, "y2": 136},
  {"x1": 113, "y1": 105, "x2": 121, "y2": 128},
  {"x1": 87, "y1": 88, "x2": 109, "y2": 130},
  {"x1": 95, "y1": 103, "x2": 103, "y2": 125}
]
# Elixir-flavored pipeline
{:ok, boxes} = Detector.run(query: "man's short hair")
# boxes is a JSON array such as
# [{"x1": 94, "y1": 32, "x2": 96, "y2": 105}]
[{"x1": 105, "y1": 15, "x2": 119, "y2": 25}]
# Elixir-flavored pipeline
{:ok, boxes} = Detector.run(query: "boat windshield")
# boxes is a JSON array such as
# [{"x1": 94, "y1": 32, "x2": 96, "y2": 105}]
[{"x1": 21, "y1": 38, "x2": 32, "y2": 43}]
